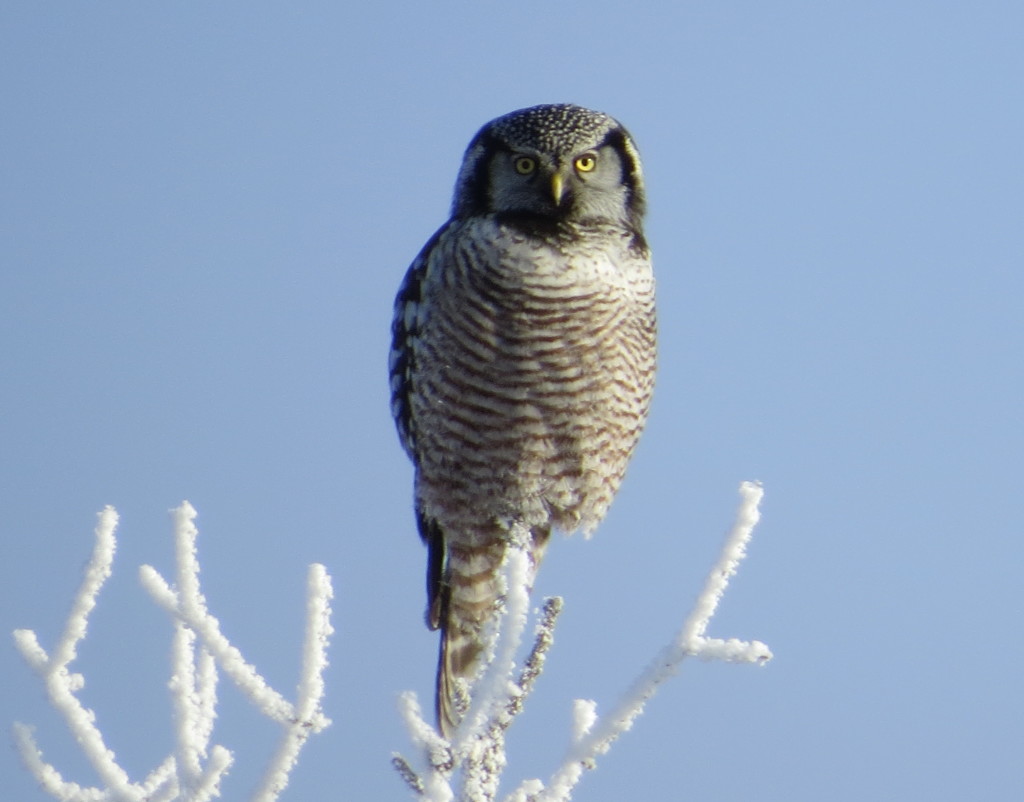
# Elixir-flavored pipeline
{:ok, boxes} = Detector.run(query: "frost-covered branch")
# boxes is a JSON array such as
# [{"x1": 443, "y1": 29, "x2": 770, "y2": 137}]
[
  {"x1": 395, "y1": 481, "x2": 771, "y2": 802},
  {"x1": 12, "y1": 483, "x2": 767, "y2": 801},
  {"x1": 11, "y1": 503, "x2": 334, "y2": 801},
  {"x1": 527, "y1": 480, "x2": 770, "y2": 802},
  {"x1": 11, "y1": 507, "x2": 144, "y2": 800}
]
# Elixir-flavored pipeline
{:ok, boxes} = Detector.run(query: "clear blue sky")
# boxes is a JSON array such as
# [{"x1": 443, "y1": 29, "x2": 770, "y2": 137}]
[{"x1": 3, "y1": 3, "x2": 1022, "y2": 800}]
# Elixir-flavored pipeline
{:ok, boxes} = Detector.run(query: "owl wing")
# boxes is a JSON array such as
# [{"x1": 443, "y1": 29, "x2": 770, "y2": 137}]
[
  {"x1": 388, "y1": 226, "x2": 448, "y2": 459},
  {"x1": 389, "y1": 226, "x2": 450, "y2": 623}
]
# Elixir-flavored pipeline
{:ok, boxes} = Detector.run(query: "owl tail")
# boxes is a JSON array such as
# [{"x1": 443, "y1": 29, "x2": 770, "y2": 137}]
[{"x1": 427, "y1": 526, "x2": 551, "y2": 739}]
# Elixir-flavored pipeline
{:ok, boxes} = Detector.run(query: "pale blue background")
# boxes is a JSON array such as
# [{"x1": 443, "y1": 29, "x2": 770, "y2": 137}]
[{"x1": 3, "y1": 3, "x2": 1022, "y2": 800}]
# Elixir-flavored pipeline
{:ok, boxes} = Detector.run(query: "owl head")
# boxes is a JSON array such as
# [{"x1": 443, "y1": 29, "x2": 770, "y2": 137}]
[{"x1": 451, "y1": 104, "x2": 646, "y2": 233}]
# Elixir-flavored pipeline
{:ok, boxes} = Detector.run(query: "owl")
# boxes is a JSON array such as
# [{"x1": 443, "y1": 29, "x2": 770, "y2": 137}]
[{"x1": 389, "y1": 104, "x2": 656, "y2": 736}]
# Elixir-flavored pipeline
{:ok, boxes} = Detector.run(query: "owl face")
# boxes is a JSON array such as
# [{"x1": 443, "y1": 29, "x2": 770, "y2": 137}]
[{"x1": 451, "y1": 104, "x2": 646, "y2": 232}]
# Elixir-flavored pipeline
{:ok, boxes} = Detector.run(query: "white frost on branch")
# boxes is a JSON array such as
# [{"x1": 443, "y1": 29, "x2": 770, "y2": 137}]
[
  {"x1": 12, "y1": 484, "x2": 767, "y2": 800},
  {"x1": 394, "y1": 481, "x2": 772, "y2": 802},
  {"x1": 11, "y1": 502, "x2": 334, "y2": 802}
]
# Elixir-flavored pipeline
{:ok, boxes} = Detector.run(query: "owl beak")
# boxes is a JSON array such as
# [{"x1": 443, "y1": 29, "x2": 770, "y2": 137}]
[{"x1": 551, "y1": 173, "x2": 566, "y2": 206}]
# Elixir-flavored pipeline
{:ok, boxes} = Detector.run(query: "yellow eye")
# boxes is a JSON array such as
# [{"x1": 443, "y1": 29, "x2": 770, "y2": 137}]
[
  {"x1": 514, "y1": 156, "x2": 536, "y2": 175},
  {"x1": 574, "y1": 153, "x2": 598, "y2": 173}
]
